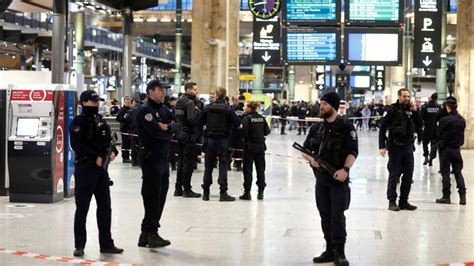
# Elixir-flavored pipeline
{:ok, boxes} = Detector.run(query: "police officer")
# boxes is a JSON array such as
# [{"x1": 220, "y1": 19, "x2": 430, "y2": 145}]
[
  {"x1": 197, "y1": 87, "x2": 242, "y2": 202},
  {"x1": 70, "y1": 90, "x2": 123, "y2": 257},
  {"x1": 302, "y1": 92, "x2": 357, "y2": 266},
  {"x1": 229, "y1": 96, "x2": 245, "y2": 171},
  {"x1": 136, "y1": 80, "x2": 181, "y2": 248},
  {"x1": 297, "y1": 101, "x2": 309, "y2": 135},
  {"x1": 421, "y1": 93, "x2": 441, "y2": 166},
  {"x1": 129, "y1": 93, "x2": 147, "y2": 166},
  {"x1": 435, "y1": 97, "x2": 467, "y2": 205},
  {"x1": 116, "y1": 98, "x2": 132, "y2": 163},
  {"x1": 379, "y1": 88, "x2": 423, "y2": 211},
  {"x1": 174, "y1": 82, "x2": 201, "y2": 198},
  {"x1": 239, "y1": 101, "x2": 271, "y2": 201},
  {"x1": 280, "y1": 102, "x2": 290, "y2": 135}
]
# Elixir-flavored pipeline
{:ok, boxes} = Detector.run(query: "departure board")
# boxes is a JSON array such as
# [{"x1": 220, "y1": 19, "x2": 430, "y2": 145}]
[
  {"x1": 283, "y1": 28, "x2": 340, "y2": 64},
  {"x1": 283, "y1": 0, "x2": 340, "y2": 25},
  {"x1": 345, "y1": 0, "x2": 402, "y2": 26}
]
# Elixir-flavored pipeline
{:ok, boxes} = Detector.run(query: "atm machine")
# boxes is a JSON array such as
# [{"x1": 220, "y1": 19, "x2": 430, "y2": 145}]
[{"x1": 7, "y1": 84, "x2": 75, "y2": 203}]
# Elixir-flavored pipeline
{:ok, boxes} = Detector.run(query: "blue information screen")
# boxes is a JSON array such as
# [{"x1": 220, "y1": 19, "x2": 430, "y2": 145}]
[
  {"x1": 286, "y1": 0, "x2": 338, "y2": 22},
  {"x1": 348, "y1": 0, "x2": 400, "y2": 22},
  {"x1": 286, "y1": 32, "x2": 338, "y2": 62}
]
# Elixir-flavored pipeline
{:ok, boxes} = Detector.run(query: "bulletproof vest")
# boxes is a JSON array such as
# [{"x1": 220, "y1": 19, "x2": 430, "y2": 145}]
[
  {"x1": 423, "y1": 102, "x2": 440, "y2": 124},
  {"x1": 206, "y1": 103, "x2": 229, "y2": 132},
  {"x1": 84, "y1": 114, "x2": 110, "y2": 151},
  {"x1": 247, "y1": 113, "x2": 265, "y2": 143},
  {"x1": 317, "y1": 118, "x2": 347, "y2": 169},
  {"x1": 389, "y1": 104, "x2": 415, "y2": 139},
  {"x1": 175, "y1": 95, "x2": 193, "y2": 131}
]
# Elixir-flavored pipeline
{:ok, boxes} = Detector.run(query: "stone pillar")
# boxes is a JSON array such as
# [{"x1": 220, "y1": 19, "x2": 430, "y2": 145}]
[
  {"x1": 455, "y1": 0, "x2": 474, "y2": 148},
  {"x1": 122, "y1": 8, "x2": 133, "y2": 100},
  {"x1": 252, "y1": 64, "x2": 264, "y2": 94},
  {"x1": 191, "y1": 0, "x2": 239, "y2": 95},
  {"x1": 52, "y1": 0, "x2": 66, "y2": 83},
  {"x1": 288, "y1": 65, "x2": 295, "y2": 101}
]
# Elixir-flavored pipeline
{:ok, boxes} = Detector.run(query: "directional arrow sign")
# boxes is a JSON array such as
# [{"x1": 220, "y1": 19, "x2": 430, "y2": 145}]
[
  {"x1": 422, "y1": 56, "x2": 432, "y2": 67},
  {"x1": 262, "y1": 51, "x2": 272, "y2": 62}
]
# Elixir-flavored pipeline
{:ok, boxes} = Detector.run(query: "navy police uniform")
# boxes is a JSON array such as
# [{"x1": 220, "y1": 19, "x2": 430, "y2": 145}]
[
  {"x1": 198, "y1": 98, "x2": 241, "y2": 200},
  {"x1": 379, "y1": 101, "x2": 423, "y2": 210},
  {"x1": 116, "y1": 105, "x2": 132, "y2": 162},
  {"x1": 70, "y1": 90, "x2": 121, "y2": 256},
  {"x1": 136, "y1": 95, "x2": 180, "y2": 247},
  {"x1": 420, "y1": 95, "x2": 441, "y2": 165},
  {"x1": 240, "y1": 111, "x2": 271, "y2": 200},
  {"x1": 436, "y1": 108, "x2": 467, "y2": 204},
  {"x1": 229, "y1": 102, "x2": 245, "y2": 170},
  {"x1": 174, "y1": 93, "x2": 201, "y2": 197}
]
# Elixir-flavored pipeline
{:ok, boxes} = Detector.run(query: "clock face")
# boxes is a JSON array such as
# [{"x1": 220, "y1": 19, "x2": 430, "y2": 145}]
[{"x1": 249, "y1": 0, "x2": 281, "y2": 19}]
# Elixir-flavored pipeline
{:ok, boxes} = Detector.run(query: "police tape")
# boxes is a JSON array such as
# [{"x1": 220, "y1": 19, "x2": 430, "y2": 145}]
[
  {"x1": 266, "y1": 115, "x2": 383, "y2": 122},
  {"x1": 435, "y1": 262, "x2": 474, "y2": 266},
  {"x1": 0, "y1": 248, "x2": 142, "y2": 266}
]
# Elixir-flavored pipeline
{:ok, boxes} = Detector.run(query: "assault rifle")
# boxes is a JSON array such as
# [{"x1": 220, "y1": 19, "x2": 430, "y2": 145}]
[
  {"x1": 292, "y1": 142, "x2": 337, "y2": 176},
  {"x1": 103, "y1": 131, "x2": 118, "y2": 186}
]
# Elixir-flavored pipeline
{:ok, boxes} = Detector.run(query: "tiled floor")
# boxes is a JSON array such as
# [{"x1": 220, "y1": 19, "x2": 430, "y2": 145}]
[{"x1": 0, "y1": 130, "x2": 473, "y2": 265}]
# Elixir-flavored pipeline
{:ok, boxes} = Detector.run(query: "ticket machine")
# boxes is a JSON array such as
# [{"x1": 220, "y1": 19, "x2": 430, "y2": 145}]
[{"x1": 7, "y1": 84, "x2": 75, "y2": 203}]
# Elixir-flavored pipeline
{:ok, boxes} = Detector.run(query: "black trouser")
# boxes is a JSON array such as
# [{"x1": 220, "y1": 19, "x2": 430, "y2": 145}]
[
  {"x1": 74, "y1": 164, "x2": 114, "y2": 249},
  {"x1": 280, "y1": 118, "x2": 287, "y2": 134},
  {"x1": 176, "y1": 139, "x2": 196, "y2": 191},
  {"x1": 141, "y1": 150, "x2": 170, "y2": 232},
  {"x1": 440, "y1": 147, "x2": 466, "y2": 195},
  {"x1": 169, "y1": 138, "x2": 178, "y2": 168},
  {"x1": 202, "y1": 137, "x2": 229, "y2": 193},
  {"x1": 130, "y1": 133, "x2": 139, "y2": 165},
  {"x1": 298, "y1": 117, "x2": 307, "y2": 135},
  {"x1": 243, "y1": 143, "x2": 266, "y2": 191},
  {"x1": 387, "y1": 145, "x2": 414, "y2": 201},
  {"x1": 229, "y1": 133, "x2": 243, "y2": 169},
  {"x1": 121, "y1": 133, "x2": 131, "y2": 160},
  {"x1": 315, "y1": 171, "x2": 351, "y2": 244},
  {"x1": 422, "y1": 130, "x2": 437, "y2": 160}
]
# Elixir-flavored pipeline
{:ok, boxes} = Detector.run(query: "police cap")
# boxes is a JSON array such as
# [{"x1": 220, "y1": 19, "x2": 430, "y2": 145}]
[{"x1": 80, "y1": 90, "x2": 104, "y2": 102}]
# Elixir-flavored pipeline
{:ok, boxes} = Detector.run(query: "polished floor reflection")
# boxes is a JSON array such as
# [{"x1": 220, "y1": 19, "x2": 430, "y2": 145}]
[{"x1": 0, "y1": 130, "x2": 473, "y2": 265}]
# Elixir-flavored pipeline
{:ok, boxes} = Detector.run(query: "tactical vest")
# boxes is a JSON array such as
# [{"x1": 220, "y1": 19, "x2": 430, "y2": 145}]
[
  {"x1": 247, "y1": 113, "x2": 265, "y2": 143},
  {"x1": 84, "y1": 114, "x2": 110, "y2": 151},
  {"x1": 207, "y1": 103, "x2": 229, "y2": 132},
  {"x1": 423, "y1": 103, "x2": 440, "y2": 124},
  {"x1": 389, "y1": 104, "x2": 415, "y2": 139},
  {"x1": 317, "y1": 118, "x2": 348, "y2": 169},
  {"x1": 175, "y1": 95, "x2": 193, "y2": 131}
]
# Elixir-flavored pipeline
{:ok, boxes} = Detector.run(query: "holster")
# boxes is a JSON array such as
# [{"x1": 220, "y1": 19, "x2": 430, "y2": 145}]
[{"x1": 136, "y1": 145, "x2": 151, "y2": 167}]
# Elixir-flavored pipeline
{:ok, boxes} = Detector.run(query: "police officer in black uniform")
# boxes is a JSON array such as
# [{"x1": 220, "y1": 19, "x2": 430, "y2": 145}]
[
  {"x1": 197, "y1": 87, "x2": 242, "y2": 202},
  {"x1": 136, "y1": 80, "x2": 181, "y2": 248},
  {"x1": 116, "y1": 98, "x2": 132, "y2": 163},
  {"x1": 421, "y1": 93, "x2": 441, "y2": 166},
  {"x1": 280, "y1": 102, "x2": 290, "y2": 135},
  {"x1": 174, "y1": 82, "x2": 201, "y2": 198},
  {"x1": 70, "y1": 90, "x2": 123, "y2": 257},
  {"x1": 302, "y1": 92, "x2": 357, "y2": 266},
  {"x1": 435, "y1": 97, "x2": 467, "y2": 205},
  {"x1": 229, "y1": 96, "x2": 245, "y2": 171},
  {"x1": 297, "y1": 101, "x2": 309, "y2": 135},
  {"x1": 379, "y1": 88, "x2": 423, "y2": 211},
  {"x1": 239, "y1": 101, "x2": 271, "y2": 201},
  {"x1": 129, "y1": 93, "x2": 147, "y2": 166}
]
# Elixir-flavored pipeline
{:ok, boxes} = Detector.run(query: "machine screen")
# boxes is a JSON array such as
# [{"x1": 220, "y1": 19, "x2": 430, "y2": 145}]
[{"x1": 16, "y1": 118, "x2": 40, "y2": 137}]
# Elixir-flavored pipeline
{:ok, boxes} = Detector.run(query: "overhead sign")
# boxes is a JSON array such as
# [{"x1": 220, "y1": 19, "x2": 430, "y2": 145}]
[
  {"x1": 315, "y1": 65, "x2": 326, "y2": 90},
  {"x1": 375, "y1": 66, "x2": 385, "y2": 91},
  {"x1": 239, "y1": 75, "x2": 257, "y2": 81},
  {"x1": 345, "y1": 0, "x2": 402, "y2": 26},
  {"x1": 283, "y1": 27, "x2": 340, "y2": 65},
  {"x1": 414, "y1": 0, "x2": 442, "y2": 69},
  {"x1": 252, "y1": 16, "x2": 281, "y2": 65},
  {"x1": 283, "y1": 0, "x2": 341, "y2": 26}
]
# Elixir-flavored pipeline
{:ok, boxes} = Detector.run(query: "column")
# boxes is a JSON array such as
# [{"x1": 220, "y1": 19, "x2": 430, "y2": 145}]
[
  {"x1": 74, "y1": 11, "x2": 85, "y2": 93},
  {"x1": 174, "y1": 0, "x2": 183, "y2": 95},
  {"x1": 252, "y1": 64, "x2": 264, "y2": 94},
  {"x1": 404, "y1": 12, "x2": 414, "y2": 93},
  {"x1": 288, "y1": 65, "x2": 295, "y2": 101},
  {"x1": 52, "y1": 0, "x2": 66, "y2": 83},
  {"x1": 435, "y1": 0, "x2": 448, "y2": 102},
  {"x1": 35, "y1": 45, "x2": 42, "y2": 71},
  {"x1": 122, "y1": 8, "x2": 133, "y2": 100},
  {"x1": 455, "y1": 0, "x2": 474, "y2": 148},
  {"x1": 191, "y1": 0, "x2": 239, "y2": 95}
]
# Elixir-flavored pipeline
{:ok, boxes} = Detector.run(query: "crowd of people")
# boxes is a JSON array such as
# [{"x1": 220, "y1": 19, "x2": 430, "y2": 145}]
[{"x1": 70, "y1": 83, "x2": 467, "y2": 266}]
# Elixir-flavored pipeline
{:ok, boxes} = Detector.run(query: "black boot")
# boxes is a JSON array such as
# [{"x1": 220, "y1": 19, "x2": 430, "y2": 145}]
[
  {"x1": 147, "y1": 232, "x2": 171, "y2": 248},
  {"x1": 202, "y1": 189, "x2": 210, "y2": 201},
  {"x1": 435, "y1": 193, "x2": 451, "y2": 204},
  {"x1": 423, "y1": 156, "x2": 429, "y2": 165},
  {"x1": 257, "y1": 188, "x2": 264, "y2": 200},
  {"x1": 459, "y1": 191, "x2": 466, "y2": 205},
  {"x1": 173, "y1": 188, "x2": 183, "y2": 197},
  {"x1": 219, "y1": 192, "x2": 236, "y2": 202},
  {"x1": 313, "y1": 242, "x2": 334, "y2": 263},
  {"x1": 183, "y1": 189, "x2": 201, "y2": 198},
  {"x1": 73, "y1": 248, "x2": 84, "y2": 257},
  {"x1": 333, "y1": 243, "x2": 349, "y2": 266},
  {"x1": 100, "y1": 246, "x2": 124, "y2": 254},
  {"x1": 428, "y1": 159, "x2": 433, "y2": 166},
  {"x1": 388, "y1": 200, "x2": 400, "y2": 211},
  {"x1": 138, "y1": 231, "x2": 149, "y2": 247},
  {"x1": 399, "y1": 200, "x2": 417, "y2": 210},
  {"x1": 239, "y1": 190, "x2": 251, "y2": 200}
]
